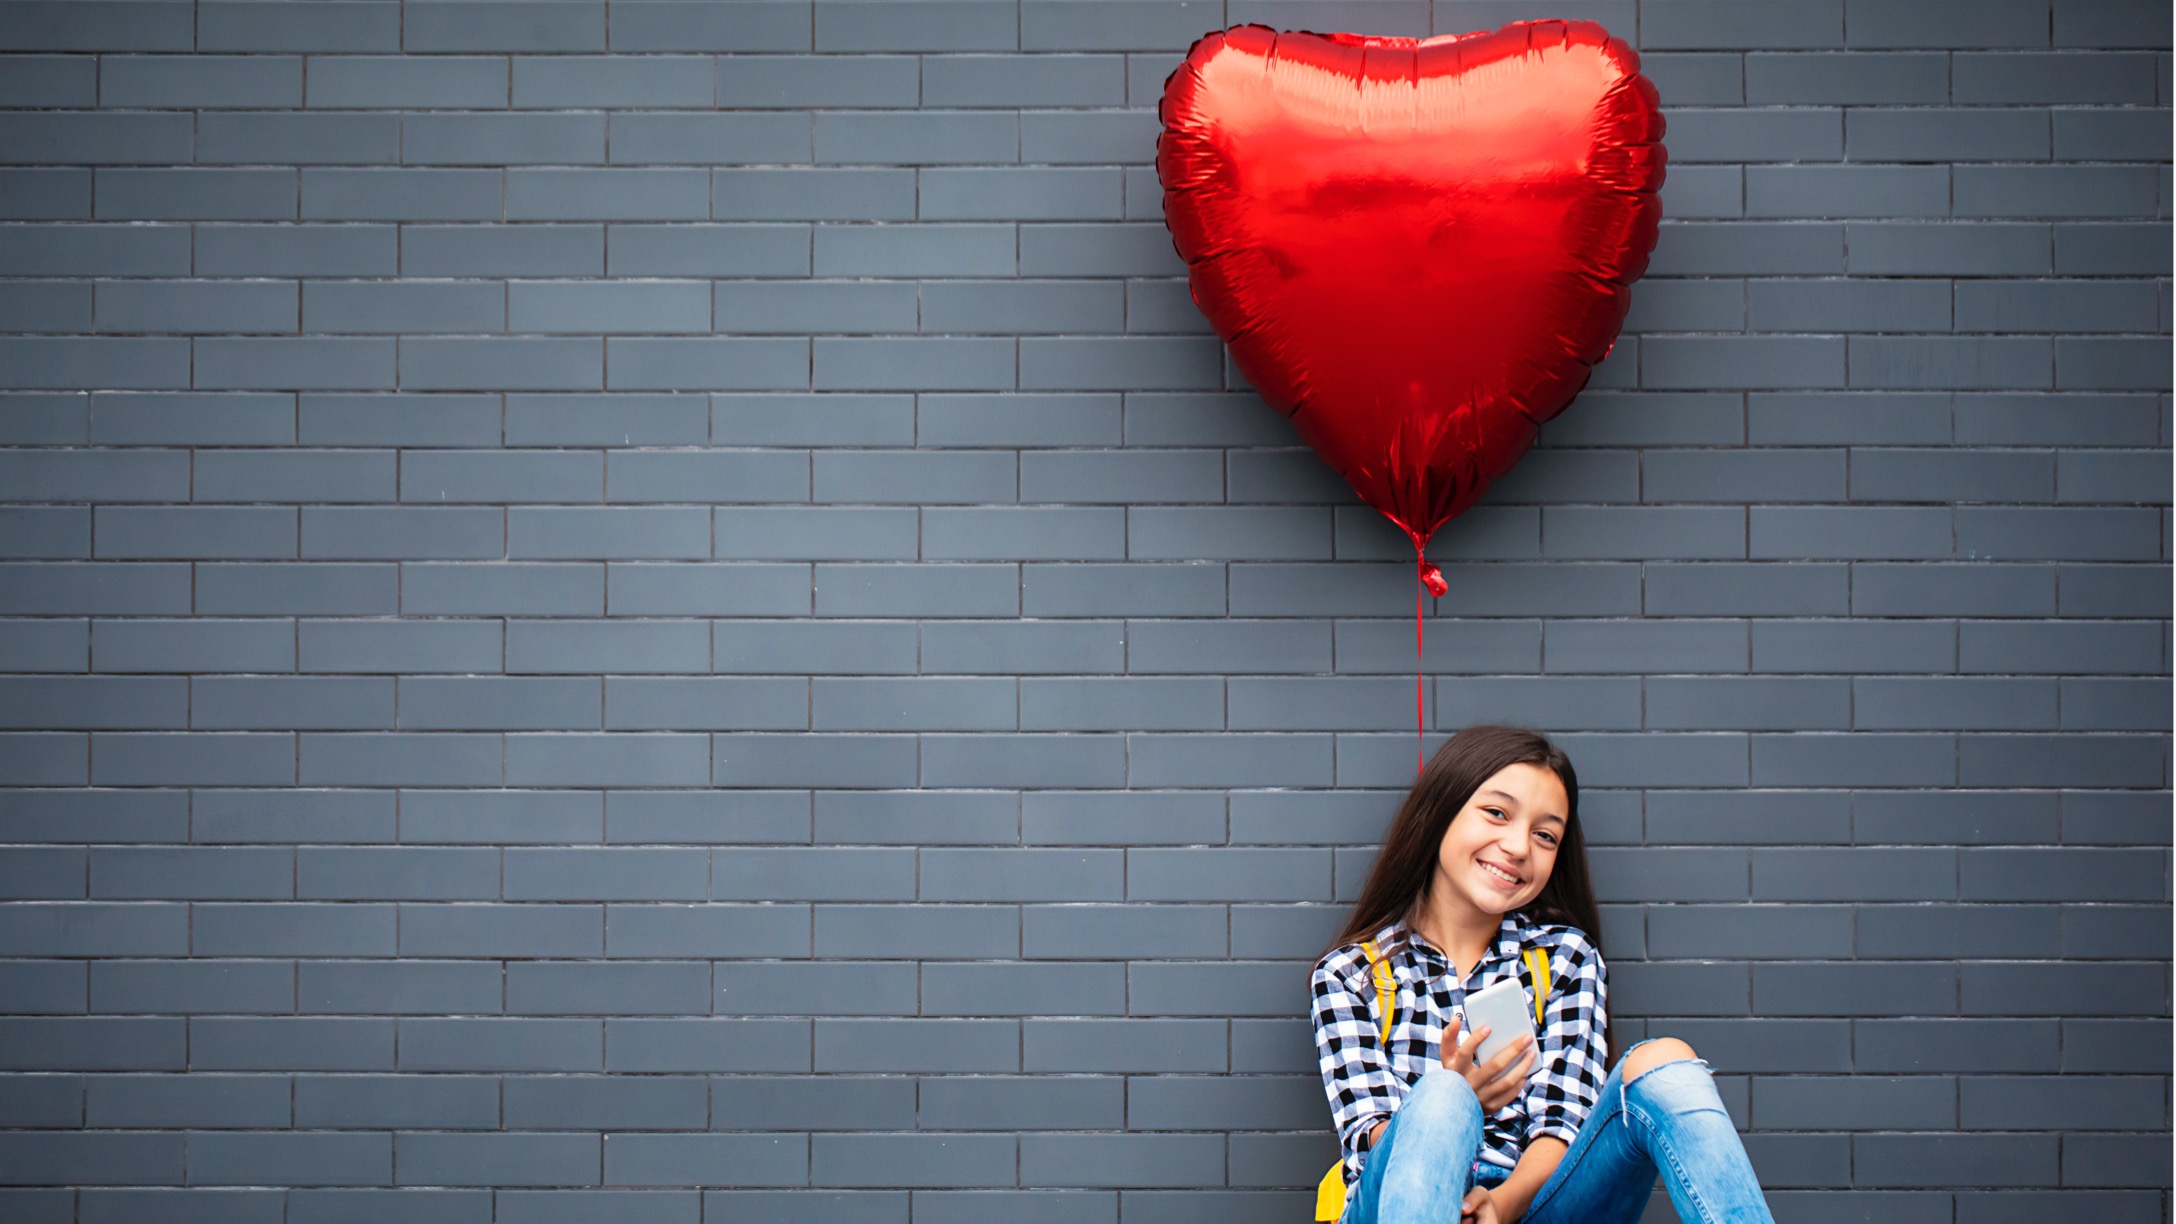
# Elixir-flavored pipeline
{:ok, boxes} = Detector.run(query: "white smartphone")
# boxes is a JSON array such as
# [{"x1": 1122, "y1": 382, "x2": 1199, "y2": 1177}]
[{"x1": 1457, "y1": 975, "x2": 1537, "y2": 1075}]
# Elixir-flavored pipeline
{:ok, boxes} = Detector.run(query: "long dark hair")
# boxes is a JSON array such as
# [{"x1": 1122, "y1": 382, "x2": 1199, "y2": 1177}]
[{"x1": 1327, "y1": 724, "x2": 1617, "y2": 1062}]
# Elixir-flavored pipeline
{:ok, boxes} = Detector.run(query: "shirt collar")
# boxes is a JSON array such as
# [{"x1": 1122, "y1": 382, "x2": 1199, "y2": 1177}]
[{"x1": 1374, "y1": 911, "x2": 1533, "y2": 979}]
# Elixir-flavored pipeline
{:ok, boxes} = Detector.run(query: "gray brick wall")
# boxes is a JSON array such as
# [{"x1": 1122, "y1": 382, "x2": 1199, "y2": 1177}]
[{"x1": 0, "y1": 0, "x2": 2168, "y2": 1221}]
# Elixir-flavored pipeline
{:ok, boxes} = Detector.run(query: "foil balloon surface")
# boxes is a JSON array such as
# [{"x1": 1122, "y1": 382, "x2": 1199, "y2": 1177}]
[{"x1": 1158, "y1": 21, "x2": 1666, "y2": 593}]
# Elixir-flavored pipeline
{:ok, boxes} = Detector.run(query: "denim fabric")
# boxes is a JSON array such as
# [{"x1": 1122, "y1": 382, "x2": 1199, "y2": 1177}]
[{"x1": 1340, "y1": 1040, "x2": 1775, "y2": 1224}]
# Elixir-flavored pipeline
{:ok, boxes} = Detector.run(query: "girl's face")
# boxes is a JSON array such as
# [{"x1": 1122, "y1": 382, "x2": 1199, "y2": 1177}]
[{"x1": 1430, "y1": 761, "x2": 1570, "y2": 919}]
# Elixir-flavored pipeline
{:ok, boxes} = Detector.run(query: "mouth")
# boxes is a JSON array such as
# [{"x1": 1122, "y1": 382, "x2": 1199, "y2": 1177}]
[{"x1": 1476, "y1": 860, "x2": 1523, "y2": 890}]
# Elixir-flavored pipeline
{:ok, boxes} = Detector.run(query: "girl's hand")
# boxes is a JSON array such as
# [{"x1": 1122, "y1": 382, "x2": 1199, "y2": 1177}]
[
  {"x1": 1460, "y1": 1186, "x2": 1501, "y2": 1224},
  {"x1": 1440, "y1": 1013, "x2": 1538, "y2": 1114}
]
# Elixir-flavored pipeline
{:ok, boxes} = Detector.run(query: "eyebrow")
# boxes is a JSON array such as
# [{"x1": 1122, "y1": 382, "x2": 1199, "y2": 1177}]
[{"x1": 1479, "y1": 789, "x2": 1567, "y2": 827}]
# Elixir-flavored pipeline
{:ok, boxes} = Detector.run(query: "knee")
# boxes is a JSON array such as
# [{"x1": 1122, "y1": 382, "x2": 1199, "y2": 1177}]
[
  {"x1": 1397, "y1": 1067, "x2": 1485, "y2": 1140},
  {"x1": 1623, "y1": 1037, "x2": 1699, "y2": 1085}
]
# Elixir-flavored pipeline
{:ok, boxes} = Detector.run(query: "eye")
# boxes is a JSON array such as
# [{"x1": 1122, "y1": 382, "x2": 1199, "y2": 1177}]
[
  {"x1": 1535, "y1": 829, "x2": 1559, "y2": 847},
  {"x1": 1482, "y1": 806, "x2": 1508, "y2": 822}
]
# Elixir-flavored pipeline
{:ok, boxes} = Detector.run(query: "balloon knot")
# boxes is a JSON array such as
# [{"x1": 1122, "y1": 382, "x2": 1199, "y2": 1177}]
[{"x1": 1419, "y1": 563, "x2": 1447, "y2": 598}]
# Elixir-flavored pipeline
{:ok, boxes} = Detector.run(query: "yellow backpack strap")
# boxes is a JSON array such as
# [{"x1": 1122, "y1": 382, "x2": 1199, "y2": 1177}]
[
  {"x1": 1318, "y1": 941, "x2": 1397, "y2": 1222},
  {"x1": 1523, "y1": 946, "x2": 1551, "y2": 1029},
  {"x1": 1361, "y1": 939, "x2": 1396, "y2": 1043}
]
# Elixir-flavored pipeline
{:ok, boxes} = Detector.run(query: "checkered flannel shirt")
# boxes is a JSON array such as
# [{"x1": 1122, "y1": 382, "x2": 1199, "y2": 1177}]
[{"x1": 1310, "y1": 911, "x2": 1610, "y2": 1186}]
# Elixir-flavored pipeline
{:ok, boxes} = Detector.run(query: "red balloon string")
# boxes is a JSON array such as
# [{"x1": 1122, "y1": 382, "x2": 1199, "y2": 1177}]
[
  {"x1": 1415, "y1": 554, "x2": 1425, "y2": 775},
  {"x1": 1414, "y1": 551, "x2": 1448, "y2": 772}
]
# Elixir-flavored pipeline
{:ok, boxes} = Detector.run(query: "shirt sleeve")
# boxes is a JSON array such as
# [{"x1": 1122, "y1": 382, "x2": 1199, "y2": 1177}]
[
  {"x1": 1311, "y1": 948, "x2": 1401, "y2": 1175},
  {"x1": 1520, "y1": 931, "x2": 1609, "y2": 1149}
]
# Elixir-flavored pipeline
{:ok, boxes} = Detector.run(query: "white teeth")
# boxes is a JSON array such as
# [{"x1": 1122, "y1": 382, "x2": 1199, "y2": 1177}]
[{"x1": 1480, "y1": 862, "x2": 1519, "y2": 885}]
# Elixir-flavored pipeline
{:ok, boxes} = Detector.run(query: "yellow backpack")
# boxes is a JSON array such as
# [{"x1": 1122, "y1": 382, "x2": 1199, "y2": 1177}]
[{"x1": 1313, "y1": 942, "x2": 1553, "y2": 1222}]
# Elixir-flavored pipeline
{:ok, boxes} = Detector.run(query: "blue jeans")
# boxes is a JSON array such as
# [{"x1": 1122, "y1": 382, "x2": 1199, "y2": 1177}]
[{"x1": 1341, "y1": 1040, "x2": 1774, "y2": 1224}]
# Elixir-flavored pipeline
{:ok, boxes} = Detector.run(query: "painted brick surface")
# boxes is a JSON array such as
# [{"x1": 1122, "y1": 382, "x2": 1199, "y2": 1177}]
[{"x1": 0, "y1": 1, "x2": 2168, "y2": 1221}]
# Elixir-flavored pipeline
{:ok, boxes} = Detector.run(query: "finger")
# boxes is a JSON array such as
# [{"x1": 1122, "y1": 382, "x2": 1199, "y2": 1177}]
[
  {"x1": 1440, "y1": 1014, "x2": 1463, "y2": 1062},
  {"x1": 1460, "y1": 1024, "x2": 1492, "y2": 1059},
  {"x1": 1475, "y1": 1034, "x2": 1527, "y2": 1082}
]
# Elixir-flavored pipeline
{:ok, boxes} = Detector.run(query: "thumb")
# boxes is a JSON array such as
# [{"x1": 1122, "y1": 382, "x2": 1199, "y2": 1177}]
[{"x1": 1440, "y1": 1014, "x2": 1462, "y2": 1064}]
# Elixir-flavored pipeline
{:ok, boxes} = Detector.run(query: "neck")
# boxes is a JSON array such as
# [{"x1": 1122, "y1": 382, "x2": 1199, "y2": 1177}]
[{"x1": 1408, "y1": 891, "x2": 1504, "y2": 980}]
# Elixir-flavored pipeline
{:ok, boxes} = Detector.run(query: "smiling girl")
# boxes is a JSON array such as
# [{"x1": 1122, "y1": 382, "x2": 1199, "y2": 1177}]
[{"x1": 1311, "y1": 725, "x2": 1775, "y2": 1224}]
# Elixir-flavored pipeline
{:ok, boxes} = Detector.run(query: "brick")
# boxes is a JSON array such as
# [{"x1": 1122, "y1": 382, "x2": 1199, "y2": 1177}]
[
  {"x1": 815, "y1": 904, "x2": 1017, "y2": 958},
  {"x1": 298, "y1": 847, "x2": 498, "y2": 900},
  {"x1": 715, "y1": 620, "x2": 916, "y2": 675},
  {"x1": 918, "y1": 1075, "x2": 1120, "y2": 1133},
  {"x1": 925, "y1": 507, "x2": 1126, "y2": 561},
  {"x1": 400, "y1": 110, "x2": 604, "y2": 164},
  {"x1": 606, "y1": 676, "x2": 806, "y2": 731},
  {"x1": 715, "y1": 168, "x2": 916, "y2": 221},
  {"x1": 1848, "y1": 0, "x2": 2050, "y2": 48},
  {"x1": 609, "y1": 337, "x2": 808, "y2": 392},
  {"x1": 88, "y1": 167, "x2": 296, "y2": 224},
  {"x1": 306, "y1": 55, "x2": 507, "y2": 107},
  {"x1": 0, "y1": 56, "x2": 93, "y2": 105},
  {"x1": 1023, "y1": 338, "x2": 1224, "y2": 392},
  {"x1": 920, "y1": 167, "x2": 1123, "y2": 221},
  {"x1": 607, "y1": 1017, "x2": 809, "y2": 1072},
  {"x1": 0, "y1": 1132, "x2": 181, "y2": 1186},
  {"x1": 190, "y1": 1016, "x2": 394, "y2": 1071},
  {"x1": 815, "y1": 1, "x2": 1016, "y2": 52},
  {"x1": 1023, "y1": 1019, "x2": 1226, "y2": 1074},
  {"x1": 509, "y1": 961, "x2": 710, "y2": 1016},
  {"x1": 2052, "y1": 0, "x2": 2171, "y2": 48},
  {"x1": 0, "y1": 111, "x2": 193, "y2": 164},
  {"x1": 1962, "y1": 847, "x2": 2168, "y2": 901},
  {"x1": 1856, "y1": 1134, "x2": 2058, "y2": 1188},
  {"x1": 300, "y1": 961, "x2": 502, "y2": 1014},
  {"x1": 192, "y1": 784, "x2": 387, "y2": 845},
  {"x1": 88, "y1": 959, "x2": 294, "y2": 1014},
  {"x1": 193, "y1": 112, "x2": 396, "y2": 166},
  {"x1": 294, "y1": 1074, "x2": 498, "y2": 1129},
  {"x1": 924, "y1": 53, "x2": 1124, "y2": 106},
  {"x1": 612, "y1": 113, "x2": 809, "y2": 165},
  {"x1": 606, "y1": 792, "x2": 807, "y2": 846},
  {"x1": 508, "y1": 393, "x2": 708, "y2": 447},
  {"x1": 0, "y1": 224, "x2": 187, "y2": 276},
  {"x1": 2059, "y1": 451, "x2": 2174, "y2": 505},
  {"x1": 1955, "y1": 50, "x2": 2159, "y2": 102},
  {"x1": 916, "y1": 845, "x2": 1120, "y2": 900},
  {"x1": 1021, "y1": 904, "x2": 1224, "y2": 960},
  {"x1": 608, "y1": 904, "x2": 811, "y2": 958},
  {"x1": 0, "y1": 169, "x2": 88, "y2": 219},
  {"x1": 1959, "y1": 166, "x2": 2159, "y2": 219},
  {"x1": 607, "y1": 225, "x2": 809, "y2": 279},
  {"x1": 2054, "y1": 108, "x2": 2169, "y2": 160},
  {"x1": 610, "y1": 1, "x2": 807, "y2": 52},
  {"x1": 813, "y1": 335, "x2": 1013, "y2": 391},
  {"x1": 83, "y1": 1073, "x2": 286, "y2": 1129},
  {"x1": 298, "y1": 619, "x2": 502, "y2": 672},
  {"x1": 404, "y1": 224, "x2": 602, "y2": 277},
  {"x1": 815, "y1": 1017, "x2": 1017, "y2": 1072},
  {"x1": 818, "y1": 784, "x2": 1018, "y2": 845},
  {"x1": 711, "y1": 508, "x2": 908, "y2": 563},
  {"x1": 813, "y1": 564, "x2": 1017, "y2": 617},
  {"x1": 701, "y1": 1074, "x2": 913, "y2": 1132},
  {"x1": 197, "y1": 222, "x2": 398, "y2": 276},
  {"x1": 1665, "y1": 108, "x2": 1842, "y2": 163},
  {"x1": 1651, "y1": 222, "x2": 1844, "y2": 277},
  {"x1": 503, "y1": 1077, "x2": 708, "y2": 1134},
  {"x1": 713, "y1": 280, "x2": 915, "y2": 334},
  {"x1": 712, "y1": 846, "x2": 914, "y2": 899},
  {"x1": 1754, "y1": 1074, "x2": 1956, "y2": 1129},
  {"x1": 1848, "y1": 222, "x2": 2052, "y2": 276},
  {"x1": 399, "y1": 904, "x2": 601, "y2": 958},
  {"x1": 509, "y1": 507, "x2": 711, "y2": 560},
  {"x1": 1020, "y1": 564, "x2": 1222, "y2": 618},
  {"x1": 0, "y1": 336, "x2": 192, "y2": 390},
  {"x1": 298, "y1": 393, "x2": 502, "y2": 449},
  {"x1": 396, "y1": 1132, "x2": 602, "y2": 1187},
  {"x1": 1017, "y1": 678, "x2": 1218, "y2": 733},
  {"x1": 1021, "y1": 450, "x2": 1221, "y2": 505}
]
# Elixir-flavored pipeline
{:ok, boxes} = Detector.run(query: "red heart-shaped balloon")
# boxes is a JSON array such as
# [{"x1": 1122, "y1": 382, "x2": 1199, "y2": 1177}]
[{"x1": 1158, "y1": 21, "x2": 1665, "y2": 587}]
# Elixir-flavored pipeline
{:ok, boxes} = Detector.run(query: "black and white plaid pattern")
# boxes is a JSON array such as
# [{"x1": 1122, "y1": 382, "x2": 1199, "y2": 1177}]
[{"x1": 1310, "y1": 912, "x2": 1610, "y2": 1186}]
